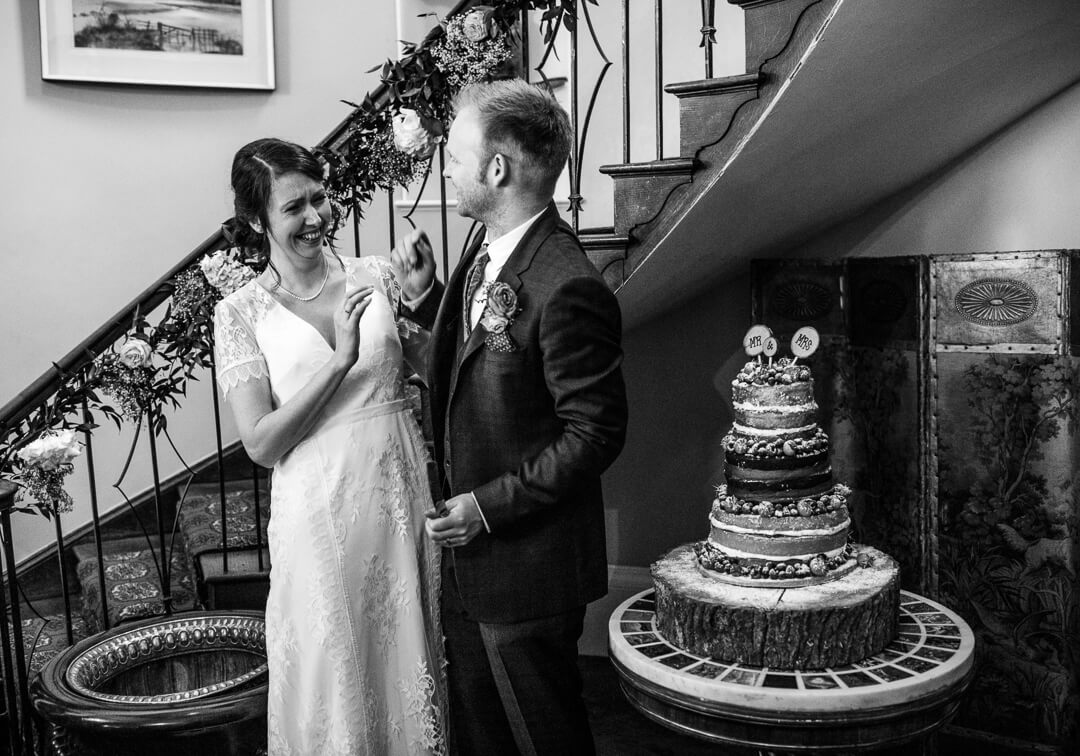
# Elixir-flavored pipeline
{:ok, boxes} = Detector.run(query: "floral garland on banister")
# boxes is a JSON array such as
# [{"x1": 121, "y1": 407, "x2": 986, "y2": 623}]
[{"x1": 0, "y1": 0, "x2": 587, "y2": 519}]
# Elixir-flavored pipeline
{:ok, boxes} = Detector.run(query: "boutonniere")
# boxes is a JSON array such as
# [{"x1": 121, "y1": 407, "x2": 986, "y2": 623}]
[{"x1": 479, "y1": 282, "x2": 519, "y2": 352}]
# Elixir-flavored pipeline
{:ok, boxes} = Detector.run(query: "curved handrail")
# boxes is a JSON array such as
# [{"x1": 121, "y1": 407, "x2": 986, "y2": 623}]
[{"x1": 0, "y1": 0, "x2": 479, "y2": 437}]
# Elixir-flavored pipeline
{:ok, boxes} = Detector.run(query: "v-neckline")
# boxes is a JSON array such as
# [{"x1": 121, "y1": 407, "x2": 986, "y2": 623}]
[
  {"x1": 251, "y1": 257, "x2": 378, "y2": 354},
  {"x1": 254, "y1": 279, "x2": 337, "y2": 353}
]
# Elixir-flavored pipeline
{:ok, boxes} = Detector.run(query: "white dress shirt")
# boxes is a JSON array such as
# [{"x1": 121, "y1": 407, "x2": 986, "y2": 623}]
[{"x1": 465, "y1": 208, "x2": 546, "y2": 329}]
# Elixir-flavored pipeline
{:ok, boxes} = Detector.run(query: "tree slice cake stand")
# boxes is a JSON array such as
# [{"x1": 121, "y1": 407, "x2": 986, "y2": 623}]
[
  {"x1": 608, "y1": 585, "x2": 975, "y2": 752},
  {"x1": 653, "y1": 544, "x2": 900, "y2": 669}
]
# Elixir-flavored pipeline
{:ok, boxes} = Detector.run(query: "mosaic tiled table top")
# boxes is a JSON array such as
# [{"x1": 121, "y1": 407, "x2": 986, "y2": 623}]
[{"x1": 609, "y1": 589, "x2": 975, "y2": 713}]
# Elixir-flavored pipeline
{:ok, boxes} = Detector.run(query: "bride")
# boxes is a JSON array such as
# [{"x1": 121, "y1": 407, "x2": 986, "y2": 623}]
[{"x1": 212, "y1": 138, "x2": 445, "y2": 754}]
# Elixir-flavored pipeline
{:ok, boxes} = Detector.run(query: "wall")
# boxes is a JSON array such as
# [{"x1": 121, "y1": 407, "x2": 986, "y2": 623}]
[
  {"x1": 1, "y1": 1, "x2": 398, "y2": 405},
  {"x1": 605, "y1": 80, "x2": 1080, "y2": 569},
  {"x1": 0, "y1": 1, "x2": 398, "y2": 562}
]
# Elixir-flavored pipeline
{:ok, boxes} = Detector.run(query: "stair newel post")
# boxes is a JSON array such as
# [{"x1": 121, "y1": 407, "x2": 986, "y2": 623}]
[
  {"x1": 209, "y1": 357, "x2": 230, "y2": 576},
  {"x1": 0, "y1": 482, "x2": 29, "y2": 756},
  {"x1": 80, "y1": 393, "x2": 110, "y2": 630},
  {"x1": 700, "y1": 0, "x2": 716, "y2": 79},
  {"x1": 621, "y1": 0, "x2": 630, "y2": 164},
  {"x1": 51, "y1": 513, "x2": 74, "y2": 646},
  {"x1": 655, "y1": 0, "x2": 664, "y2": 159},
  {"x1": 568, "y1": 0, "x2": 581, "y2": 231},
  {"x1": 250, "y1": 464, "x2": 263, "y2": 570},
  {"x1": 145, "y1": 407, "x2": 172, "y2": 614}
]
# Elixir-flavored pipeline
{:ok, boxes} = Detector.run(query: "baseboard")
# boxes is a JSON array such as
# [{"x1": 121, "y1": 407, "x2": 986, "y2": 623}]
[{"x1": 581, "y1": 564, "x2": 652, "y2": 657}]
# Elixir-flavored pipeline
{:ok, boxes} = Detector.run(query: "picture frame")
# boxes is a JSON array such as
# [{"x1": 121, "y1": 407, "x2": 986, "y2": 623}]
[{"x1": 38, "y1": 1, "x2": 275, "y2": 90}]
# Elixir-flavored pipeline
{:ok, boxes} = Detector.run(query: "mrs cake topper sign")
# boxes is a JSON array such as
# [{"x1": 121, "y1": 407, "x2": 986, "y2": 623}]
[{"x1": 743, "y1": 324, "x2": 820, "y2": 364}]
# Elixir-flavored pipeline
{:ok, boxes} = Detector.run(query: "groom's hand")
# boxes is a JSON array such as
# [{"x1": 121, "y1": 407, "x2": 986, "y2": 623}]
[
  {"x1": 425, "y1": 493, "x2": 484, "y2": 548},
  {"x1": 391, "y1": 228, "x2": 436, "y2": 302}
]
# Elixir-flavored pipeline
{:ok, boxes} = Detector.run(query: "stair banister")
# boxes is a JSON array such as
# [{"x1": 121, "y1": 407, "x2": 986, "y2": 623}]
[{"x1": 0, "y1": 0, "x2": 483, "y2": 442}]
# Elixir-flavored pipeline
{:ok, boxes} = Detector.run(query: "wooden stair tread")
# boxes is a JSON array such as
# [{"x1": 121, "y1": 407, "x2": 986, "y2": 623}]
[
  {"x1": 198, "y1": 547, "x2": 272, "y2": 582},
  {"x1": 599, "y1": 158, "x2": 696, "y2": 177},
  {"x1": 665, "y1": 72, "x2": 762, "y2": 97}
]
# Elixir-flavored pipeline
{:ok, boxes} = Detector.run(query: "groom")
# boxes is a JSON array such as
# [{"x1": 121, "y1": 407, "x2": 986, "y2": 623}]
[{"x1": 394, "y1": 79, "x2": 627, "y2": 754}]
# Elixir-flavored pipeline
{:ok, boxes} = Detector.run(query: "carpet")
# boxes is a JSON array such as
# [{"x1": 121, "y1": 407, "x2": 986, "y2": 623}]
[{"x1": 73, "y1": 535, "x2": 199, "y2": 634}]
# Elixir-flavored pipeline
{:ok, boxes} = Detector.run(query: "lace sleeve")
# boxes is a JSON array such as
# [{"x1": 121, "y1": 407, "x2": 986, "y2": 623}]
[
  {"x1": 360, "y1": 255, "x2": 430, "y2": 382},
  {"x1": 213, "y1": 297, "x2": 269, "y2": 399},
  {"x1": 362, "y1": 256, "x2": 423, "y2": 342}
]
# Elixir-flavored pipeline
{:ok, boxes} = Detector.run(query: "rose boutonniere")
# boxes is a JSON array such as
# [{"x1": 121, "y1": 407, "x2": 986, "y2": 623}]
[
  {"x1": 480, "y1": 282, "x2": 517, "y2": 334},
  {"x1": 480, "y1": 283, "x2": 519, "y2": 353}
]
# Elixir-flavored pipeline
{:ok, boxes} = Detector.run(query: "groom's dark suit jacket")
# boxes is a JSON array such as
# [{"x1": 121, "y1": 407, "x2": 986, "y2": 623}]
[{"x1": 411, "y1": 203, "x2": 627, "y2": 624}]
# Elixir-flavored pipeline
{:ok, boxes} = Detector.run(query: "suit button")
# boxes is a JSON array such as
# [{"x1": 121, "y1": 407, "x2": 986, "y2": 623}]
[{"x1": 444, "y1": 460, "x2": 450, "y2": 469}]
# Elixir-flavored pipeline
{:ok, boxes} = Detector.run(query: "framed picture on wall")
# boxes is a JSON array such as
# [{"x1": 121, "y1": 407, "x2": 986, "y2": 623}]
[{"x1": 38, "y1": 0, "x2": 275, "y2": 89}]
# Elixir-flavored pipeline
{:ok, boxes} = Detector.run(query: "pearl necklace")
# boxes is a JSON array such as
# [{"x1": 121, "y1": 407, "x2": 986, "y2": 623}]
[{"x1": 277, "y1": 255, "x2": 329, "y2": 302}]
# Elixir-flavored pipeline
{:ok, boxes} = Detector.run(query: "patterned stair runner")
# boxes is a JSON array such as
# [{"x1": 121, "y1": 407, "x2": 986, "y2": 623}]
[{"x1": 73, "y1": 535, "x2": 199, "y2": 634}]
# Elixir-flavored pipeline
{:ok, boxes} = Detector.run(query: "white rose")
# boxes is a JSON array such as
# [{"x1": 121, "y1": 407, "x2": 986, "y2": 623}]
[
  {"x1": 461, "y1": 7, "x2": 495, "y2": 43},
  {"x1": 118, "y1": 337, "x2": 154, "y2": 369},
  {"x1": 19, "y1": 430, "x2": 81, "y2": 471},
  {"x1": 392, "y1": 108, "x2": 438, "y2": 159}
]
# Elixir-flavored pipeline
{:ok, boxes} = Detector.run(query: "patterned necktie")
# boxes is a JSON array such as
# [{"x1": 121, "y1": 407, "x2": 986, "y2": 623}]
[{"x1": 462, "y1": 244, "x2": 490, "y2": 339}]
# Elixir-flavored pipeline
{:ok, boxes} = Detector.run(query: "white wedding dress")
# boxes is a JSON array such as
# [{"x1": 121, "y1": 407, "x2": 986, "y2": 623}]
[{"x1": 213, "y1": 255, "x2": 446, "y2": 755}]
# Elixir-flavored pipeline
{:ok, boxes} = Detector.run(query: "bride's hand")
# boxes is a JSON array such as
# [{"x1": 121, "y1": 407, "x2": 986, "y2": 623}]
[{"x1": 332, "y1": 286, "x2": 373, "y2": 370}]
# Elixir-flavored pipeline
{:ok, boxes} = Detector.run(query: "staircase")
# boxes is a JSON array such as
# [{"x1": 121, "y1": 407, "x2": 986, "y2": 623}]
[{"x1": 7, "y1": 0, "x2": 1080, "y2": 753}]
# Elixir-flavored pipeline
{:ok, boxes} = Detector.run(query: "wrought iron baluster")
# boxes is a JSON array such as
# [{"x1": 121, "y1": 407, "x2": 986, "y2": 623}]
[
  {"x1": 568, "y1": 7, "x2": 581, "y2": 230},
  {"x1": 700, "y1": 0, "x2": 717, "y2": 78},
  {"x1": 209, "y1": 358, "x2": 229, "y2": 576},
  {"x1": 0, "y1": 483, "x2": 24, "y2": 756},
  {"x1": 438, "y1": 144, "x2": 450, "y2": 277},
  {"x1": 655, "y1": 0, "x2": 665, "y2": 159},
  {"x1": 520, "y1": 9, "x2": 530, "y2": 82},
  {"x1": 0, "y1": 491, "x2": 30, "y2": 755},
  {"x1": 80, "y1": 392, "x2": 109, "y2": 630},
  {"x1": 352, "y1": 187, "x2": 362, "y2": 256},
  {"x1": 51, "y1": 513, "x2": 73, "y2": 645},
  {"x1": 387, "y1": 191, "x2": 396, "y2": 251},
  {"x1": 252, "y1": 463, "x2": 264, "y2": 572},
  {"x1": 622, "y1": 0, "x2": 630, "y2": 164},
  {"x1": 571, "y1": 0, "x2": 613, "y2": 232},
  {"x1": 146, "y1": 409, "x2": 172, "y2": 614}
]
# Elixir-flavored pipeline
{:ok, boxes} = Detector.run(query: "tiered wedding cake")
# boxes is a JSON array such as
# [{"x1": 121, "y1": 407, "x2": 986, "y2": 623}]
[{"x1": 651, "y1": 326, "x2": 900, "y2": 669}]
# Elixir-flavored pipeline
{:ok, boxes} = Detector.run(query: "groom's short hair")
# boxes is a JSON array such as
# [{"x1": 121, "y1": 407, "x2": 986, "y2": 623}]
[{"x1": 453, "y1": 79, "x2": 571, "y2": 194}]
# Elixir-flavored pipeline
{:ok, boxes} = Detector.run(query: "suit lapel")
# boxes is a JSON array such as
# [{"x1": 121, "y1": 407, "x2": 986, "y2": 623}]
[{"x1": 453, "y1": 204, "x2": 560, "y2": 369}]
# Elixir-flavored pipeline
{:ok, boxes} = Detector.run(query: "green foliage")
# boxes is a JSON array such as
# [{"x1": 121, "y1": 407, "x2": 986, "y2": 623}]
[{"x1": 2, "y1": 0, "x2": 582, "y2": 518}]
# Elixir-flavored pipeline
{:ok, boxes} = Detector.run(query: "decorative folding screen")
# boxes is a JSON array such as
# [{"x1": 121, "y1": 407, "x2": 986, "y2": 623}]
[{"x1": 752, "y1": 250, "x2": 1079, "y2": 753}]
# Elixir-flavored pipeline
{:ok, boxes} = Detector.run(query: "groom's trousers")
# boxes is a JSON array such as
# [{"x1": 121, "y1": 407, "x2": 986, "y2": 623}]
[{"x1": 441, "y1": 558, "x2": 595, "y2": 756}]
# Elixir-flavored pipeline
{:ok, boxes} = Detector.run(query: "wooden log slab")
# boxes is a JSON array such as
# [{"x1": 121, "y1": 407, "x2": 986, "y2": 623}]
[{"x1": 652, "y1": 543, "x2": 899, "y2": 670}]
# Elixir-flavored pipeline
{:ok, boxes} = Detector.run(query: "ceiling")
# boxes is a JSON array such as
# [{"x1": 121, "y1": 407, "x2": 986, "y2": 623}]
[{"x1": 615, "y1": 0, "x2": 1080, "y2": 329}]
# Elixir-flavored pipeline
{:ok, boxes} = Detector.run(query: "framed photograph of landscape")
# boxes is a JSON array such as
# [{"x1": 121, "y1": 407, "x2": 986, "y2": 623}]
[{"x1": 39, "y1": 0, "x2": 275, "y2": 89}]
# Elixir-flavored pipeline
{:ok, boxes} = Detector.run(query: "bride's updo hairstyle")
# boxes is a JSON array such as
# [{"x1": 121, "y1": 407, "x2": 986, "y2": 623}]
[{"x1": 229, "y1": 138, "x2": 341, "y2": 284}]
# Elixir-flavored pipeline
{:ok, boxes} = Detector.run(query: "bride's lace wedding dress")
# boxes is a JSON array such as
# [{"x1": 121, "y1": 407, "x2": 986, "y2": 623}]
[{"x1": 214, "y1": 255, "x2": 445, "y2": 755}]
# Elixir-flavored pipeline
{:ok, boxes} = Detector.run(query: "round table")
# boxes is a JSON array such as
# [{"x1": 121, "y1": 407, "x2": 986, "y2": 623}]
[{"x1": 608, "y1": 589, "x2": 975, "y2": 753}]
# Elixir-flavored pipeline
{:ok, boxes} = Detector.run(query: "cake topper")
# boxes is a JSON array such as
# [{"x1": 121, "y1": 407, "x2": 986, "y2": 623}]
[
  {"x1": 742, "y1": 324, "x2": 772, "y2": 364},
  {"x1": 763, "y1": 336, "x2": 778, "y2": 366},
  {"x1": 789, "y1": 326, "x2": 820, "y2": 364}
]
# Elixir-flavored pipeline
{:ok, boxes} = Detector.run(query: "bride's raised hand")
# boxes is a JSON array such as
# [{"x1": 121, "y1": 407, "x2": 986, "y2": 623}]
[{"x1": 331, "y1": 286, "x2": 374, "y2": 370}]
